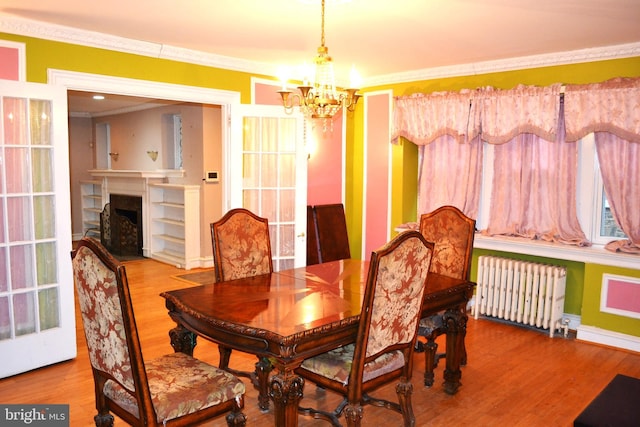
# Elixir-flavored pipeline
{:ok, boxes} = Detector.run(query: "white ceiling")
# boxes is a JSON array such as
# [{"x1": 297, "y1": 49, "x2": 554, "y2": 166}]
[
  {"x1": 2, "y1": 0, "x2": 639, "y2": 114},
  {"x1": 66, "y1": 91, "x2": 181, "y2": 117}
]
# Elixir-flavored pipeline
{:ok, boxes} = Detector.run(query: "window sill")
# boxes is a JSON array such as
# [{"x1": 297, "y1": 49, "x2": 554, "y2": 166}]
[{"x1": 474, "y1": 234, "x2": 639, "y2": 270}]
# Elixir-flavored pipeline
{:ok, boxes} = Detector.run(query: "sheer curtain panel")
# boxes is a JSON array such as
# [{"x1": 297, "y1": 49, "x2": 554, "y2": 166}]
[
  {"x1": 393, "y1": 89, "x2": 482, "y2": 219},
  {"x1": 565, "y1": 77, "x2": 640, "y2": 252}
]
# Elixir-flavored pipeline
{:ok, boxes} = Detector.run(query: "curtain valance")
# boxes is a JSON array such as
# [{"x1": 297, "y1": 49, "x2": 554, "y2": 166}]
[
  {"x1": 479, "y1": 84, "x2": 562, "y2": 144},
  {"x1": 564, "y1": 77, "x2": 640, "y2": 143},
  {"x1": 391, "y1": 89, "x2": 480, "y2": 145},
  {"x1": 392, "y1": 84, "x2": 563, "y2": 145}
]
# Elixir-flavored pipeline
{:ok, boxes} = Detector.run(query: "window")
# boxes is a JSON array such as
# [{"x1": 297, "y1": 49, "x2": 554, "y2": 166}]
[
  {"x1": 599, "y1": 195, "x2": 627, "y2": 239},
  {"x1": 592, "y1": 145, "x2": 627, "y2": 245}
]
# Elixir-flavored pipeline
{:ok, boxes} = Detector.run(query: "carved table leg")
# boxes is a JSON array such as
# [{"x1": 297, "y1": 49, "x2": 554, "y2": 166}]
[
  {"x1": 269, "y1": 373, "x2": 305, "y2": 427},
  {"x1": 255, "y1": 356, "x2": 274, "y2": 412},
  {"x1": 443, "y1": 308, "x2": 467, "y2": 395},
  {"x1": 423, "y1": 338, "x2": 438, "y2": 387},
  {"x1": 168, "y1": 325, "x2": 197, "y2": 356}
]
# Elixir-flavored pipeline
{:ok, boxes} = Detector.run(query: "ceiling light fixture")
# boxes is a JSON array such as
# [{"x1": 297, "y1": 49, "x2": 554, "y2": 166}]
[{"x1": 278, "y1": 0, "x2": 361, "y2": 120}]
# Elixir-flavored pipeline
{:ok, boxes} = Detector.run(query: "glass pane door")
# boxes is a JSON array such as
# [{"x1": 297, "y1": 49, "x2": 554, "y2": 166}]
[
  {"x1": 0, "y1": 81, "x2": 74, "y2": 378},
  {"x1": 230, "y1": 105, "x2": 307, "y2": 270}
]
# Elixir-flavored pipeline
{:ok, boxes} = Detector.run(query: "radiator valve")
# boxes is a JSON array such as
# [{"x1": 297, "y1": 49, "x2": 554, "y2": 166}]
[{"x1": 561, "y1": 317, "x2": 570, "y2": 338}]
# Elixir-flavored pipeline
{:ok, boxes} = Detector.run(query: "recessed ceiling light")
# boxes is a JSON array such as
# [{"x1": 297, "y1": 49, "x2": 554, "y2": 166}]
[{"x1": 93, "y1": 95, "x2": 105, "y2": 100}]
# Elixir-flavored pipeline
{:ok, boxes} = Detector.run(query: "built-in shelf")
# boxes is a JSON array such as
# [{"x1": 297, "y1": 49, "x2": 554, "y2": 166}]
[
  {"x1": 79, "y1": 180, "x2": 104, "y2": 238},
  {"x1": 81, "y1": 170, "x2": 202, "y2": 269},
  {"x1": 148, "y1": 183, "x2": 200, "y2": 270}
]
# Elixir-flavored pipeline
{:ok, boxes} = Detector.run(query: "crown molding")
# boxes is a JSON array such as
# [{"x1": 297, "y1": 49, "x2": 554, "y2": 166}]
[
  {"x1": 366, "y1": 42, "x2": 640, "y2": 87},
  {"x1": 2, "y1": 15, "x2": 638, "y2": 87},
  {"x1": 0, "y1": 15, "x2": 277, "y2": 76}
]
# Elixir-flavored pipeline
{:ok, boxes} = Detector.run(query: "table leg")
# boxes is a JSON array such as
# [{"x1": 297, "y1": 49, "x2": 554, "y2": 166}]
[
  {"x1": 255, "y1": 357, "x2": 274, "y2": 412},
  {"x1": 442, "y1": 308, "x2": 467, "y2": 394},
  {"x1": 269, "y1": 372, "x2": 305, "y2": 427},
  {"x1": 168, "y1": 325, "x2": 197, "y2": 356}
]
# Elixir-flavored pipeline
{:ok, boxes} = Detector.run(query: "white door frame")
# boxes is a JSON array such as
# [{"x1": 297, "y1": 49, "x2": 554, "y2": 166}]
[{"x1": 47, "y1": 69, "x2": 241, "y2": 209}]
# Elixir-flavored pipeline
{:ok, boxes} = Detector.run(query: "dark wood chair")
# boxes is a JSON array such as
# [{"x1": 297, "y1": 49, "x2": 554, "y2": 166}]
[
  {"x1": 307, "y1": 205, "x2": 321, "y2": 265},
  {"x1": 312, "y1": 203, "x2": 351, "y2": 263},
  {"x1": 71, "y1": 237, "x2": 246, "y2": 427},
  {"x1": 416, "y1": 205, "x2": 476, "y2": 387},
  {"x1": 210, "y1": 207, "x2": 274, "y2": 410},
  {"x1": 296, "y1": 230, "x2": 434, "y2": 427}
]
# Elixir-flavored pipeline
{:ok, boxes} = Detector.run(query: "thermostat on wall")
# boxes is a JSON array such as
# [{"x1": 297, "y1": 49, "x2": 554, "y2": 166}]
[{"x1": 204, "y1": 171, "x2": 220, "y2": 183}]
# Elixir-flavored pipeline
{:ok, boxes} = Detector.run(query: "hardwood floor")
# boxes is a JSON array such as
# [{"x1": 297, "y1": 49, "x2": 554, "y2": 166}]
[{"x1": 1, "y1": 258, "x2": 639, "y2": 426}]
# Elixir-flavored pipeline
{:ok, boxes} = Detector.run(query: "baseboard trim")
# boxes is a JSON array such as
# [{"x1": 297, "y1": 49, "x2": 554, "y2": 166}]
[{"x1": 577, "y1": 325, "x2": 640, "y2": 353}]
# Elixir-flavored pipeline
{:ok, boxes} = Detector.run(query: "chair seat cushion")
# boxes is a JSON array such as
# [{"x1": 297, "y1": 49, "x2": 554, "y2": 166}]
[
  {"x1": 104, "y1": 352, "x2": 245, "y2": 423},
  {"x1": 300, "y1": 344, "x2": 405, "y2": 385}
]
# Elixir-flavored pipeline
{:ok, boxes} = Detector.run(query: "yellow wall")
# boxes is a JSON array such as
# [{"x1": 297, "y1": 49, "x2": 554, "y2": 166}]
[
  {"x1": 1, "y1": 33, "x2": 260, "y2": 102},
  {"x1": 582, "y1": 264, "x2": 640, "y2": 336}
]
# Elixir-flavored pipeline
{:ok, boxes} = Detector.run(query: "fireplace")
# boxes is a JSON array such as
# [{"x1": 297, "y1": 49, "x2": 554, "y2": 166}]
[
  {"x1": 109, "y1": 194, "x2": 143, "y2": 256},
  {"x1": 89, "y1": 169, "x2": 185, "y2": 260}
]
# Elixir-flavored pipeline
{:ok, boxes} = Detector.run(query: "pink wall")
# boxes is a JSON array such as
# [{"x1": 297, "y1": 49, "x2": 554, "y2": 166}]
[
  {"x1": 307, "y1": 111, "x2": 343, "y2": 205},
  {"x1": 363, "y1": 93, "x2": 391, "y2": 259},
  {"x1": 254, "y1": 81, "x2": 344, "y2": 206},
  {"x1": 0, "y1": 46, "x2": 20, "y2": 80},
  {"x1": 254, "y1": 81, "x2": 284, "y2": 105}
]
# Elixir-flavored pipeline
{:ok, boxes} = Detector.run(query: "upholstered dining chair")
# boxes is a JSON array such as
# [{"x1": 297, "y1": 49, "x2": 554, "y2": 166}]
[
  {"x1": 210, "y1": 207, "x2": 274, "y2": 408},
  {"x1": 71, "y1": 237, "x2": 246, "y2": 427},
  {"x1": 211, "y1": 207, "x2": 273, "y2": 283},
  {"x1": 295, "y1": 230, "x2": 434, "y2": 427},
  {"x1": 417, "y1": 205, "x2": 476, "y2": 387}
]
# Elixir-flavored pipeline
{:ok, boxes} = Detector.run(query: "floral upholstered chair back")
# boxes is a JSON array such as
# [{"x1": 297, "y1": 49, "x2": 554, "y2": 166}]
[
  {"x1": 419, "y1": 205, "x2": 476, "y2": 280},
  {"x1": 361, "y1": 231, "x2": 433, "y2": 364},
  {"x1": 211, "y1": 208, "x2": 273, "y2": 283},
  {"x1": 72, "y1": 238, "x2": 136, "y2": 393}
]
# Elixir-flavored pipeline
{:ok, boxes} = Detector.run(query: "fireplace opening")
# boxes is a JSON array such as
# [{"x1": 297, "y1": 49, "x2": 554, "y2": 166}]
[{"x1": 108, "y1": 194, "x2": 143, "y2": 256}]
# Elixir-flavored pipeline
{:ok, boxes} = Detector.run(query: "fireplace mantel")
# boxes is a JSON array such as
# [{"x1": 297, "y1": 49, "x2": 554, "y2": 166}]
[{"x1": 89, "y1": 169, "x2": 185, "y2": 179}]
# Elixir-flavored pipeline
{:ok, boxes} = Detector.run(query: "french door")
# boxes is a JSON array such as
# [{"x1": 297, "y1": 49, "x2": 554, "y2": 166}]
[
  {"x1": 229, "y1": 105, "x2": 307, "y2": 270},
  {"x1": 0, "y1": 80, "x2": 74, "y2": 378}
]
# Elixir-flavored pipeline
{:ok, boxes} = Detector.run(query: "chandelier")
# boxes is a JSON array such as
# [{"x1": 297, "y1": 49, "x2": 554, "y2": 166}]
[{"x1": 278, "y1": 0, "x2": 361, "y2": 119}]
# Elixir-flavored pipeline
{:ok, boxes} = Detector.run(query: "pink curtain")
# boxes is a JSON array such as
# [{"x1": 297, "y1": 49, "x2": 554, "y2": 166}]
[
  {"x1": 479, "y1": 84, "x2": 563, "y2": 144},
  {"x1": 564, "y1": 77, "x2": 640, "y2": 252},
  {"x1": 418, "y1": 135, "x2": 482, "y2": 218},
  {"x1": 392, "y1": 89, "x2": 480, "y2": 145},
  {"x1": 483, "y1": 132, "x2": 590, "y2": 246},
  {"x1": 564, "y1": 77, "x2": 640, "y2": 143},
  {"x1": 393, "y1": 89, "x2": 483, "y2": 220},
  {"x1": 479, "y1": 84, "x2": 588, "y2": 245},
  {"x1": 594, "y1": 132, "x2": 640, "y2": 253},
  {"x1": 393, "y1": 79, "x2": 640, "y2": 250}
]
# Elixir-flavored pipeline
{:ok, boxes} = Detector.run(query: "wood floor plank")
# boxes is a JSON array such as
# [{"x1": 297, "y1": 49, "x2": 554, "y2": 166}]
[{"x1": 1, "y1": 258, "x2": 639, "y2": 426}]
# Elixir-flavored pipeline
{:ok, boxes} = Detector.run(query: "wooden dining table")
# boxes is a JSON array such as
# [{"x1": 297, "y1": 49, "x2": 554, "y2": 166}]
[{"x1": 161, "y1": 259, "x2": 476, "y2": 427}]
